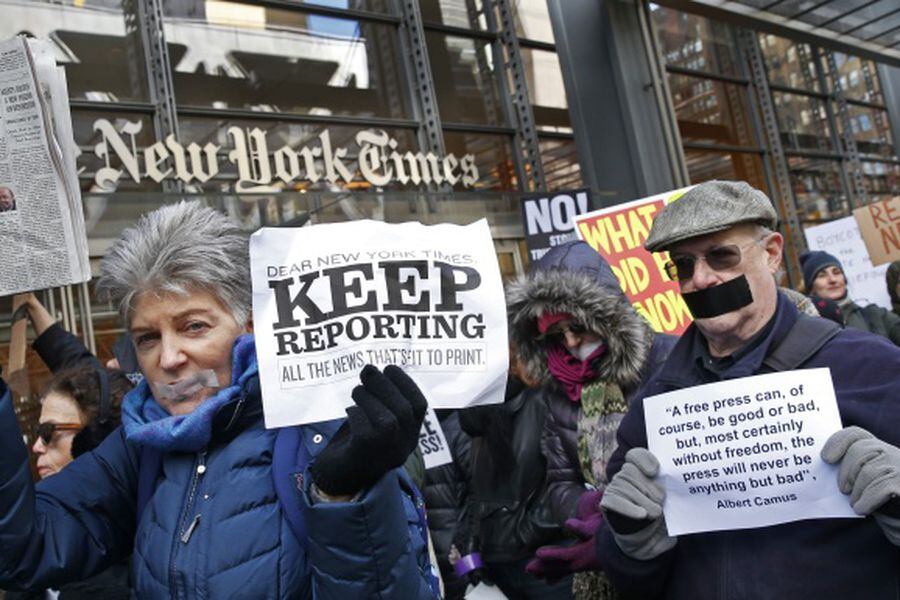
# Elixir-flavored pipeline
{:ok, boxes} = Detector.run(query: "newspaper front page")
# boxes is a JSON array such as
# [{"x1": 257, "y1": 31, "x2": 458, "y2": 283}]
[{"x1": 0, "y1": 36, "x2": 89, "y2": 295}]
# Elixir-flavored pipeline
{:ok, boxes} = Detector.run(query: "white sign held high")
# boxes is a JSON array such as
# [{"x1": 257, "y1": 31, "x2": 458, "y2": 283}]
[
  {"x1": 250, "y1": 219, "x2": 508, "y2": 428},
  {"x1": 644, "y1": 369, "x2": 858, "y2": 536}
]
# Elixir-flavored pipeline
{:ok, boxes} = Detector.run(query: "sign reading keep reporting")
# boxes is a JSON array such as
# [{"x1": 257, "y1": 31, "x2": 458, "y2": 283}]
[{"x1": 250, "y1": 219, "x2": 508, "y2": 428}]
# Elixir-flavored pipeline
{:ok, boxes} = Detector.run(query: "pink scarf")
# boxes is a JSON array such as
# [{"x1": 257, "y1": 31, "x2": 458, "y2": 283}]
[{"x1": 547, "y1": 343, "x2": 607, "y2": 402}]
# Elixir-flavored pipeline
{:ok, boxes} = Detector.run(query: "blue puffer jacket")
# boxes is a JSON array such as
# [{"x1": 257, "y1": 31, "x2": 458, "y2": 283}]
[
  {"x1": 598, "y1": 293, "x2": 900, "y2": 600},
  {"x1": 0, "y1": 336, "x2": 435, "y2": 599}
]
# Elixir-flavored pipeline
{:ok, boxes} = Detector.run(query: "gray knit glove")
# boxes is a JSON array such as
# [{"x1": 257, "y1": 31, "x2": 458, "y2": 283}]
[
  {"x1": 600, "y1": 448, "x2": 677, "y2": 560},
  {"x1": 821, "y1": 426, "x2": 900, "y2": 515}
]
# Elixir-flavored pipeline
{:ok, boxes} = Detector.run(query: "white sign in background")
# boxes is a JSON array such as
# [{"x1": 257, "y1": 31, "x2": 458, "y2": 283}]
[
  {"x1": 804, "y1": 217, "x2": 891, "y2": 309},
  {"x1": 250, "y1": 219, "x2": 508, "y2": 428},
  {"x1": 644, "y1": 369, "x2": 858, "y2": 536},
  {"x1": 419, "y1": 406, "x2": 453, "y2": 470}
]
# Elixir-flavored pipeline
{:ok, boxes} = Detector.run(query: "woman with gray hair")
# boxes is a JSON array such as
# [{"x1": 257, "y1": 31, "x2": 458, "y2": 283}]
[{"x1": 0, "y1": 201, "x2": 436, "y2": 598}]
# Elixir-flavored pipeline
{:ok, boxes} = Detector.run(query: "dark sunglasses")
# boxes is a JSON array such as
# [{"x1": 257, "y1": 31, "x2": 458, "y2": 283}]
[
  {"x1": 664, "y1": 237, "x2": 766, "y2": 282},
  {"x1": 537, "y1": 321, "x2": 589, "y2": 346},
  {"x1": 36, "y1": 422, "x2": 83, "y2": 446}
]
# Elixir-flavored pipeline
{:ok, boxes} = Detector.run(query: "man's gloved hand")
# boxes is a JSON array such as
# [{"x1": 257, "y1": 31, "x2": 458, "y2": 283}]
[
  {"x1": 525, "y1": 489, "x2": 605, "y2": 580},
  {"x1": 821, "y1": 426, "x2": 900, "y2": 515},
  {"x1": 310, "y1": 364, "x2": 427, "y2": 497},
  {"x1": 600, "y1": 448, "x2": 676, "y2": 561}
]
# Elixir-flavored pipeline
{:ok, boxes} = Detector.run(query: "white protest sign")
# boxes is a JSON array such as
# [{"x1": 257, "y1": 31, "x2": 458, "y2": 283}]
[
  {"x1": 644, "y1": 368, "x2": 857, "y2": 536},
  {"x1": 804, "y1": 217, "x2": 891, "y2": 309},
  {"x1": 250, "y1": 219, "x2": 508, "y2": 428},
  {"x1": 419, "y1": 407, "x2": 453, "y2": 470}
]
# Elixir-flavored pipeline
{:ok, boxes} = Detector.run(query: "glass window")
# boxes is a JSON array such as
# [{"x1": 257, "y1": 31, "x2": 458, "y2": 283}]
[
  {"x1": 521, "y1": 48, "x2": 571, "y2": 133},
  {"x1": 843, "y1": 105, "x2": 896, "y2": 158},
  {"x1": 163, "y1": 3, "x2": 413, "y2": 119},
  {"x1": 420, "y1": 0, "x2": 489, "y2": 31},
  {"x1": 512, "y1": 0, "x2": 554, "y2": 44},
  {"x1": 684, "y1": 148, "x2": 769, "y2": 192},
  {"x1": 759, "y1": 35, "x2": 821, "y2": 93},
  {"x1": 772, "y1": 92, "x2": 833, "y2": 152},
  {"x1": 539, "y1": 137, "x2": 582, "y2": 191},
  {"x1": 826, "y1": 53, "x2": 883, "y2": 104},
  {"x1": 860, "y1": 161, "x2": 900, "y2": 198},
  {"x1": 164, "y1": 1, "x2": 394, "y2": 17},
  {"x1": 787, "y1": 157, "x2": 848, "y2": 221},
  {"x1": 651, "y1": 6, "x2": 741, "y2": 77},
  {"x1": 427, "y1": 33, "x2": 506, "y2": 126},
  {"x1": 442, "y1": 131, "x2": 517, "y2": 191},
  {"x1": 668, "y1": 74, "x2": 758, "y2": 147},
  {"x1": 6, "y1": 1, "x2": 150, "y2": 102}
]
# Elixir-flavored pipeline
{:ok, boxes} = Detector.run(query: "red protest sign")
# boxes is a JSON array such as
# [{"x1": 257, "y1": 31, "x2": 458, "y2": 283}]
[{"x1": 575, "y1": 188, "x2": 694, "y2": 335}]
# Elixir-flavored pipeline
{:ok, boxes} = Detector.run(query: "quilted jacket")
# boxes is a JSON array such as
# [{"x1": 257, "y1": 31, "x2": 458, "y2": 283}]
[{"x1": 0, "y1": 347, "x2": 434, "y2": 599}]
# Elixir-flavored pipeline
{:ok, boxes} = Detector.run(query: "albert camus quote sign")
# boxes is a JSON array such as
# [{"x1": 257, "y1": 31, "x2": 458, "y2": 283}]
[
  {"x1": 644, "y1": 369, "x2": 857, "y2": 536},
  {"x1": 250, "y1": 219, "x2": 508, "y2": 428}
]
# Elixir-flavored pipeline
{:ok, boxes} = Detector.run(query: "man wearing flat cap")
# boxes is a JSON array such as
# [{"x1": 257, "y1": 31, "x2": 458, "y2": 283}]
[{"x1": 595, "y1": 180, "x2": 900, "y2": 599}]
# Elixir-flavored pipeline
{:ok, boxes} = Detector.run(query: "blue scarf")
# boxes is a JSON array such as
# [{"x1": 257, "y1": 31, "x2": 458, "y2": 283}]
[{"x1": 122, "y1": 334, "x2": 258, "y2": 452}]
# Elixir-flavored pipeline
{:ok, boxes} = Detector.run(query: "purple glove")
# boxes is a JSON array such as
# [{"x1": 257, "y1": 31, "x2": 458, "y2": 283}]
[
  {"x1": 576, "y1": 489, "x2": 604, "y2": 519},
  {"x1": 525, "y1": 494, "x2": 605, "y2": 580}
]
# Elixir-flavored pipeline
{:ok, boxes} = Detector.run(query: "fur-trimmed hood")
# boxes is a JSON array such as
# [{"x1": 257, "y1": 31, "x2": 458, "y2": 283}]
[{"x1": 507, "y1": 241, "x2": 654, "y2": 389}]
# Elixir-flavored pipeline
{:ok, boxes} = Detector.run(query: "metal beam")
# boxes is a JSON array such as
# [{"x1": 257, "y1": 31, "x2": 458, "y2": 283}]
[
  {"x1": 788, "y1": 0, "x2": 835, "y2": 21},
  {"x1": 652, "y1": 0, "x2": 900, "y2": 67}
]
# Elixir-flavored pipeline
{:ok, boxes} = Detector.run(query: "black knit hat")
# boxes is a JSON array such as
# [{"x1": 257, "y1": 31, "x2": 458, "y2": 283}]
[{"x1": 800, "y1": 250, "x2": 843, "y2": 291}]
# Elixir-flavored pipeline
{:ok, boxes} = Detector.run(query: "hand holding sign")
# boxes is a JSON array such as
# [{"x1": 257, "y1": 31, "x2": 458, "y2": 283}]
[
  {"x1": 822, "y1": 426, "x2": 900, "y2": 515},
  {"x1": 600, "y1": 448, "x2": 676, "y2": 561},
  {"x1": 310, "y1": 364, "x2": 427, "y2": 496}
]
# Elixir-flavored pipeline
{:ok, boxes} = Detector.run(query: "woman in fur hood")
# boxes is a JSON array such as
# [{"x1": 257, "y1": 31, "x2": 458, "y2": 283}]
[{"x1": 508, "y1": 241, "x2": 675, "y2": 599}]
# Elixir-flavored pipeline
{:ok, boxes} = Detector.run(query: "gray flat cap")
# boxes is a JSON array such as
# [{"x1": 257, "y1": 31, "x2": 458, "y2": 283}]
[{"x1": 644, "y1": 180, "x2": 778, "y2": 252}]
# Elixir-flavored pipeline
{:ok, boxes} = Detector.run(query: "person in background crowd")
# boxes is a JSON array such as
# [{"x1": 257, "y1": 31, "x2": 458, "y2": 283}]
[
  {"x1": 6, "y1": 366, "x2": 133, "y2": 600},
  {"x1": 887, "y1": 260, "x2": 900, "y2": 318},
  {"x1": 423, "y1": 409, "x2": 472, "y2": 600},
  {"x1": 598, "y1": 180, "x2": 900, "y2": 599},
  {"x1": 456, "y1": 361, "x2": 573, "y2": 600},
  {"x1": 505, "y1": 241, "x2": 675, "y2": 598},
  {"x1": 779, "y1": 286, "x2": 819, "y2": 317},
  {"x1": 800, "y1": 249, "x2": 900, "y2": 345},
  {"x1": 0, "y1": 201, "x2": 436, "y2": 598}
]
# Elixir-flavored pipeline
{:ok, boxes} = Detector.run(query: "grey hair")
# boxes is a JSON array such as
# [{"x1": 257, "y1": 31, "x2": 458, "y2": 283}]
[{"x1": 97, "y1": 201, "x2": 251, "y2": 329}]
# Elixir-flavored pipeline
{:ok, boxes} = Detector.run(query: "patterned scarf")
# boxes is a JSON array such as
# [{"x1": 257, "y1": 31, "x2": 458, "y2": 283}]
[
  {"x1": 121, "y1": 334, "x2": 258, "y2": 452},
  {"x1": 573, "y1": 379, "x2": 627, "y2": 600},
  {"x1": 546, "y1": 343, "x2": 607, "y2": 403}
]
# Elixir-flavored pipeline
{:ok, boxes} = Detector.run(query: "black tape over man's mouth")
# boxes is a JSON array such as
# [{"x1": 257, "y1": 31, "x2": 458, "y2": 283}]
[{"x1": 682, "y1": 275, "x2": 753, "y2": 319}]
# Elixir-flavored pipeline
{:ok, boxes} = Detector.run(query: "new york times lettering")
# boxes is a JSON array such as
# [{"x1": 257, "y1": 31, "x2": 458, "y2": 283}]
[{"x1": 91, "y1": 119, "x2": 479, "y2": 190}]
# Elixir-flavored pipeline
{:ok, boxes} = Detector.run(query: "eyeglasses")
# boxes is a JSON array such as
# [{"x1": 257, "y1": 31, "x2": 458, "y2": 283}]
[
  {"x1": 36, "y1": 422, "x2": 83, "y2": 446},
  {"x1": 537, "y1": 321, "x2": 589, "y2": 346},
  {"x1": 664, "y1": 236, "x2": 767, "y2": 282}
]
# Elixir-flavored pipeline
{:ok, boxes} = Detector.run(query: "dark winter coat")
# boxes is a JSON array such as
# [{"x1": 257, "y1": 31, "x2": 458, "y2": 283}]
[
  {"x1": 841, "y1": 299, "x2": 900, "y2": 345},
  {"x1": 423, "y1": 410, "x2": 471, "y2": 598},
  {"x1": 506, "y1": 241, "x2": 676, "y2": 523},
  {"x1": 0, "y1": 356, "x2": 434, "y2": 598},
  {"x1": 598, "y1": 292, "x2": 900, "y2": 600},
  {"x1": 888, "y1": 261, "x2": 900, "y2": 317},
  {"x1": 461, "y1": 382, "x2": 566, "y2": 563}
]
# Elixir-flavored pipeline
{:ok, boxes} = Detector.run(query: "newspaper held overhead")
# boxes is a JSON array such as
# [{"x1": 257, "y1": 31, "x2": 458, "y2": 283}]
[
  {"x1": 250, "y1": 219, "x2": 509, "y2": 428},
  {"x1": 0, "y1": 36, "x2": 89, "y2": 295}
]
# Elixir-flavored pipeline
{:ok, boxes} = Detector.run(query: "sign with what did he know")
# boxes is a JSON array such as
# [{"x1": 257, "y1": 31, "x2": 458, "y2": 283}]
[
  {"x1": 250, "y1": 219, "x2": 508, "y2": 428},
  {"x1": 575, "y1": 186, "x2": 695, "y2": 335},
  {"x1": 644, "y1": 369, "x2": 857, "y2": 537}
]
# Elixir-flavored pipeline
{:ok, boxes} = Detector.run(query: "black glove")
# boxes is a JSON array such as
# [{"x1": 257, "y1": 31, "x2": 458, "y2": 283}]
[{"x1": 310, "y1": 364, "x2": 428, "y2": 496}]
